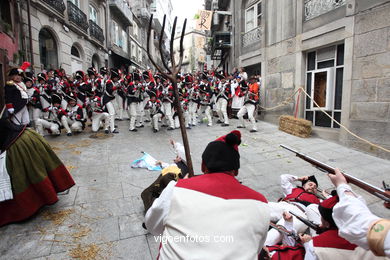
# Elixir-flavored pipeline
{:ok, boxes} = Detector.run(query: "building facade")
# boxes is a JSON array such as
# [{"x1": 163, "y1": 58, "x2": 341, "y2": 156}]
[
  {"x1": 174, "y1": 30, "x2": 207, "y2": 73},
  {"x1": 207, "y1": 0, "x2": 390, "y2": 159},
  {"x1": 21, "y1": 0, "x2": 108, "y2": 74}
]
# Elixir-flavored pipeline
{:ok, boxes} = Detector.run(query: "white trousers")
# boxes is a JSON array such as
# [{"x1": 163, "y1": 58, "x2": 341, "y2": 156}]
[
  {"x1": 265, "y1": 202, "x2": 321, "y2": 246},
  {"x1": 216, "y1": 98, "x2": 228, "y2": 124},
  {"x1": 152, "y1": 113, "x2": 162, "y2": 131},
  {"x1": 198, "y1": 105, "x2": 212, "y2": 126},
  {"x1": 106, "y1": 101, "x2": 116, "y2": 132},
  {"x1": 137, "y1": 101, "x2": 146, "y2": 126},
  {"x1": 188, "y1": 101, "x2": 198, "y2": 126},
  {"x1": 115, "y1": 94, "x2": 124, "y2": 120},
  {"x1": 36, "y1": 118, "x2": 60, "y2": 136},
  {"x1": 91, "y1": 112, "x2": 109, "y2": 132},
  {"x1": 237, "y1": 103, "x2": 257, "y2": 131},
  {"x1": 27, "y1": 106, "x2": 41, "y2": 127},
  {"x1": 61, "y1": 116, "x2": 83, "y2": 134},
  {"x1": 174, "y1": 111, "x2": 189, "y2": 128},
  {"x1": 126, "y1": 102, "x2": 138, "y2": 130},
  {"x1": 162, "y1": 102, "x2": 174, "y2": 128},
  {"x1": 11, "y1": 106, "x2": 30, "y2": 125}
]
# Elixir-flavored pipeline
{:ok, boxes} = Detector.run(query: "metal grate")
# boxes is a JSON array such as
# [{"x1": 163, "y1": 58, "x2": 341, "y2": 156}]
[
  {"x1": 67, "y1": 1, "x2": 88, "y2": 32},
  {"x1": 304, "y1": 0, "x2": 346, "y2": 21}
]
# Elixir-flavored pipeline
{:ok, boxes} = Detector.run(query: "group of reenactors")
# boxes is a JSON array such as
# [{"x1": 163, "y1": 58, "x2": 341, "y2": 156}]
[{"x1": 4, "y1": 65, "x2": 261, "y2": 136}]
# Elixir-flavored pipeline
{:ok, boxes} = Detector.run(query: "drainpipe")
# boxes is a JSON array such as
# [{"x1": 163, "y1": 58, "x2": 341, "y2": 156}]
[{"x1": 27, "y1": 0, "x2": 34, "y2": 70}]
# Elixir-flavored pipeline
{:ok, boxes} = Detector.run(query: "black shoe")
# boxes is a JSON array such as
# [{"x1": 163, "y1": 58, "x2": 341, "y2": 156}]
[
  {"x1": 144, "y1": 119, "x2": 151, "y2": 123},
  {"x1": 216, "y1": 120, "x2": 223, "y2": 124},
  {"x1": 167, "y1": 127, "x2": 175, "y2": 131},
  {"x1": 112, "y1": 129, "x2": 119, "y2": 134},
  {"x1": 161, "y1": 124, "x2": 168, "y2": 127},
  {"x1": 129, "y1": 128, "x2": 138, "y2": 132},
  {"x1": 142, "y1": 222, "x2": 147, "y2": 230},
  {"x1": 153, "y1": 129, "x2": 158, "y2": 133},
  {"x1": 186, "y1": 126, "x2": 191, "y2": 129},
  {"x1": 237, "y1": 125, "x2": 245, "y2": 129},
  {"x1": 114, "y1": 124, "x2": 118, "y2": 128},
  {"x1": 136, "y1": 125, "x2": 144, "y2": 128},
  {"x1": 67, "y1": 132, "x2": 73, "y2": 136},
  {"x1": 104, "y1": 129, "x2": 109, "y2": 134},
  {"x1": 221, "y1": 123, "x2": 229, "y2": 127},
  {"x1": 250, "y1": 129, "x2": 258, "y2": 133}
]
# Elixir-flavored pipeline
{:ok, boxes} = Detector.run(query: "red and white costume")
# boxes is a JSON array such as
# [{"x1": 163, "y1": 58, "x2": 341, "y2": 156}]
[
  {"x1": 145, "y1": 173, "x2": 270, "y2": 259},
  {"x1": 265, "y1": 174, "x2": 321, "y2": 245}
]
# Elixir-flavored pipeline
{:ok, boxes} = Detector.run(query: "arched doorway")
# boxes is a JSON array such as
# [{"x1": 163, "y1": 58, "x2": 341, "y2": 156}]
[
  {"x1": 91, "y1": 54, "x2": 100, "y2": 70},
  {"x1": 39, "y1": 28, "x2": 58, "y2": 70},
  {"x1": 70, "y1": 43, "x2": 83, "y2": 73}
]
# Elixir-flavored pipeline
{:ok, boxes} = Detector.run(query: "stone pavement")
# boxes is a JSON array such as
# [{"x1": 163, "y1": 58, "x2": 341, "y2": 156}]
[{"x1": 0, "y1": 119, "x2": 389, "y2": 259}]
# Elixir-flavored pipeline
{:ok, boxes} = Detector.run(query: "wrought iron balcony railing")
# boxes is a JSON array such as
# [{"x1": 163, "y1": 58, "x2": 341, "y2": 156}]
[
  {"x1": 89, "y1": 20, "x2": 104, "y2": 44},
  {"x1": 304, "y1": 0, "x2": 346, "y2": 21},
  {"x1": 40, "y1": 0, "x2": 66, "y2": 14},
  {"x1": 67, "y1": 1, "x2": 88, "y2": 32},
  {"x1": 109, "y1": 0, "x2": 133, "y2": 26},
  {"x1": 242, "y1": 27, "x2": 262, "y2": 48}
]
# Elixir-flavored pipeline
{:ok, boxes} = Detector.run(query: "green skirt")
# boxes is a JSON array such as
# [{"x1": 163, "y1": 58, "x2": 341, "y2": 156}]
[{"x1": 0, "y1": 129, "x2": 75, "y2": 226}]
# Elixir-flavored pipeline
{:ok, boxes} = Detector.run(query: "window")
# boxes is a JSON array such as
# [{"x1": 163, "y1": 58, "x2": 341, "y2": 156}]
[
  {"x1": 133, "y1": 23, "x2": 138, "y2": 39},
  {"x1": 304, "y1": 44, "x2": 345, "y2": 128},
  {"x1": 131, "y1": 42, "x2": 136, "y2": 60},
  {"x1": 0, "y1": 1, "x2": 12, "y2": 33},
  {"x1": 69, "y1": 0, "x2": 79, "y2": 7},
  {"x1": 89, "y1": 5, "x2": 98, "y2": 24},
  {"x1": 71, "y1": 45, "x2": 80, "y2": 58},
  {"x1": 113, "y1": 21, "x2": 120, "y2": 46},
  {"x1": 138, "y1": 47, "x2": 142, "y2": 63},
  {"x1": 245, "y1": 1, "x2": 262, "y2": 32},
  {"x1": 122, "y1": 29, "x2": 127, "y2": 51}
]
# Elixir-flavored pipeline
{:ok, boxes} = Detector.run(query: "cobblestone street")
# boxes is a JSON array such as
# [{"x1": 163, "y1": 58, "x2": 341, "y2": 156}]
[{"x1": 0, "y1": 119, "x2": 389, "y2": 259}]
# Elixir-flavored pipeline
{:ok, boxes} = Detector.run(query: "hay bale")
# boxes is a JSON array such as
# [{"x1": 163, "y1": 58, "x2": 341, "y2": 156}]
[{"x1": 279, "y1": 115, "x2": 312, "y2": 138}]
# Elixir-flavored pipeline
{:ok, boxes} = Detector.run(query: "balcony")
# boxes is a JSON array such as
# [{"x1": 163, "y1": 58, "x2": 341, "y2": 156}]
[
  {"x1": 134, "y1": 7, "x2": 151, "y2": 22},
  {"x1": 211, "y1": 31, "x2": 231, "y2": 60},
  {"x1": 304, "y1": 0, "x2": 346, "y2": 21},
  {"x1": 40, "y1": 0, "x2": 66, "y2": 14},
  {"x1": 67, "y1": 1, "x2": 88, "y2": 32},
  {"x1": 241, "y1": 27, "x2": 262, "y2": 48},
  {"x1": 109, "y1": 0, "x2": 133, "y2": 26},
  {"x1": 89, "y1": 20, "x2": 104, "y2": 44}
]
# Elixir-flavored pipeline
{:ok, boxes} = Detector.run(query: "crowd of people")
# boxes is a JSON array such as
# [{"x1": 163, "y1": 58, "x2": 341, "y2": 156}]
[{"x1": 4, "y1": 65, "x2": 261, "y2": 136}]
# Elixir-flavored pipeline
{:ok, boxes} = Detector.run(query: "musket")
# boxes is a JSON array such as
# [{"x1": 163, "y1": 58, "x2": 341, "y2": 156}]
[
  {"x1": 281, "y1": 144, "x2": 390, "y2": 207},
  {"x1": 288, "y1": 211, "x2": 322, "y2": 234},
  {"x1": 269, "y1": 222, "x2": 300, "y2": 242}
]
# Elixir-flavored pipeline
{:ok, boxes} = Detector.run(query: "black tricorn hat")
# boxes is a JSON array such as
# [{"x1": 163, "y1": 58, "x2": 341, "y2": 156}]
[
  {"x1": 24, "y1": 72, "x2": 34, "y2": 82},
  {"x1": 100, "y1": 67, "x2": 108, "y2": 75},
  {"x1": 302, "y1": 175, "x2": 318, "y2": 187},
  {"x1": 110, "y1": 68, "x2": 120, "y2": 78},
  {"x1": 132, "y1": 72, "x2": 141, "y2": 81},
  {"x1": 215, "y1": 70, "x2": 226, "y2": 80},
  {"x1": 52, "y1": 93, "x2": 62, "y2": 105},
  {"x1": 37, "y1": 72, "x2": 46, "y2": 82},
  {"x1": 8, "y1": 68, "x2": 24, "y2": 77}
]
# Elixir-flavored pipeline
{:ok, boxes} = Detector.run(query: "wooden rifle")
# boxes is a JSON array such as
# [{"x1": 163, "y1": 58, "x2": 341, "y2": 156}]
[
  {"x1": 281, "y1": 144, "x2": 390, "y2": 208},
  {"x1": 269, "y1": 222, "x2": 300, "y2": 242},
  {"x1": 288, "y1": 211, "x2": 322, "y2": 234}
]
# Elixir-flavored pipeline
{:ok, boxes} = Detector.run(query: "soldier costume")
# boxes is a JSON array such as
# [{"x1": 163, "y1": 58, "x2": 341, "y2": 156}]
[
  {"x1": 102, "y1": 68, "x2": 120, "y2": 133},
  {"x1": 24, "y1": 72, "x2": 42, "y2": 128},
  {"x1": 145, "y1": 91, "x2": 164, "y2": 133},
  {"x1": 215, "y1": 71, "x2": 231, "y2": 126},
  {"x1": 35, "y1": 94, "x2": 63, "y2": 136},
  {"x1": 237, "y1": 76, "x2": 259, "y2": 132},
  {"x1": 61, "y1": 93, "x2": 85, "y2": 136},
  {"x1": 5, "y1": 67, "x2": 30, "y2": 125}
]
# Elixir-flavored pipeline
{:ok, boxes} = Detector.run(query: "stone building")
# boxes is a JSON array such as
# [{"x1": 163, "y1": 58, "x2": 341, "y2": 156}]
[
  {"x1": 207, "y1": 0, "x2": 390, "y2": 159},
  {"x1": 21, "y1": 0, "x2": 108, "y2": 74},
  {"x1": 174, "y1": 30, "x2": 207, "y2": 73},
  {"x1": 0, "y1": 0, "x2": 22, "y2": 88},
  {"x1": 107, "y1": 0, "x2": 133, "y2": 69}
]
